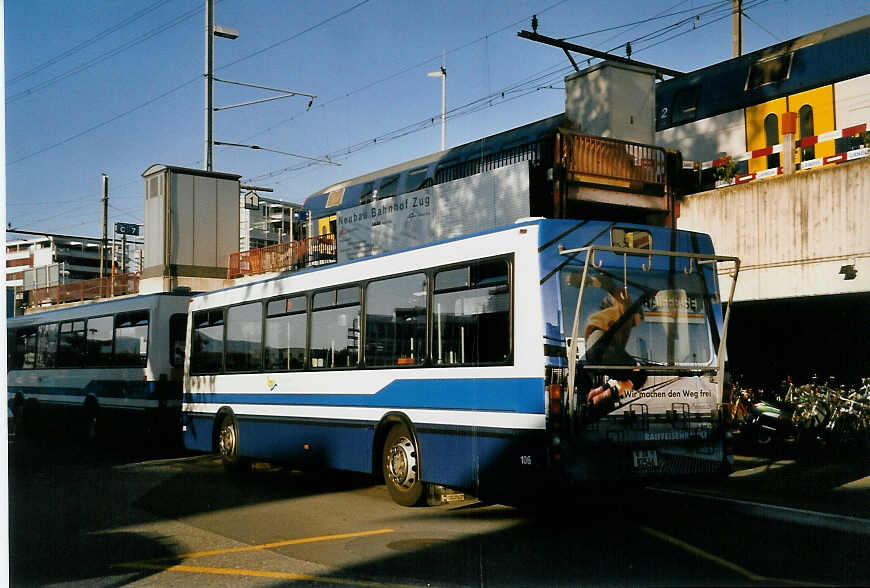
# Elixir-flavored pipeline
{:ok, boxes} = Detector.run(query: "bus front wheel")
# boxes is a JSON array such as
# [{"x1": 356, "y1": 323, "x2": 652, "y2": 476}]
[
  {"x1": 216, "y1": 413, "x2": 250, "y2": 473},
  {"x1": 382, "y1": 423, "x2": 426, "y2": 506}
]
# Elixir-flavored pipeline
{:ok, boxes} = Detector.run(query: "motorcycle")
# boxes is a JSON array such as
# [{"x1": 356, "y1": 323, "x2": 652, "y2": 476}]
[{"x1": 745, "y1": 398, "x2": 794, "y2": 449}]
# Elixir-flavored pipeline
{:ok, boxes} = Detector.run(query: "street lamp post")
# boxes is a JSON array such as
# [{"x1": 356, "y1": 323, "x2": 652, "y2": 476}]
[
  {"x1": 204, "y1": 0, "x2": 238, "y2": 172},
  {"x1": 428, "y1": 56, "x2": 446, "y2": 151}
]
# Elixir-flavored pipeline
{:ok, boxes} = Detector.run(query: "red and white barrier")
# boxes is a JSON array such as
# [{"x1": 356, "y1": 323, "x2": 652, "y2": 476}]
[{"x1": 682, "y1": 123, "x2": 869, "y2": 188}]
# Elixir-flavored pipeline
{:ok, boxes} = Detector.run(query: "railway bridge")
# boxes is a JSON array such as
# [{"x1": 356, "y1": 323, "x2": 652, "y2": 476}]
[{"x1": 678, "y1": 157, "x2": 869, "y2": 385}]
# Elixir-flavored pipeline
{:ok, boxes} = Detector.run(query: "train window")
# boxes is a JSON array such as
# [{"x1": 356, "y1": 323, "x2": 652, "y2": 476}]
[
  {"x1": 377, "y1": 175, "x2": 399, "y2": 199},
  {"x1": 265, "y1": 295, "x2": 307, "y2": 371},
  {"x1": 799, "y1": 105, "x2": 816, "y2": 161},
  {"x1": 36, "y1": 323, "x2": 58, "y2": 369},
  {"x1": 359, "y1": 182, "x2": 375, "y2": 205},
  {"x1": 365, "y1": 273, "x2": 427, "y2": 367},
  {"x1": 57, "y1": 321, "x2": 86, "y2": 367},
  {"x1": 433, "y1": 258, "x2": 511, "y2": 366},
  {"x1": 746, "y1": 53, "x2": 793, "y2": 90},
  {"x1": 434, "y1": 158, "x2": 459, "y2": 184},
  {"x1": 405, "y1": 167, "x2": 429, "y2": 193},
  {"x1": 190, "y1": 309, "x2": 225, "y2": 374},
  {"x1": 114, "y1": 311, "x2": 149, "y2": 366},
  {"x1": 671, "y1": 87, "x2": 698, "y2": 124},
  {"x1": 325, "y1": 187, "x2": 345, "y2": 208},
  {"x1": 764, "y1": 113, "x2": 781, "y2": 169},
  {"x1": 310, "y1": 287, "x2": 361, "y2": 369}
]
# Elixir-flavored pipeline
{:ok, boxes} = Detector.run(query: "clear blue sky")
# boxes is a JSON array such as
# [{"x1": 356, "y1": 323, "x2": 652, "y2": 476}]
[{"x1": 5, "y1": 0, "x2": 869, "y2": 239}]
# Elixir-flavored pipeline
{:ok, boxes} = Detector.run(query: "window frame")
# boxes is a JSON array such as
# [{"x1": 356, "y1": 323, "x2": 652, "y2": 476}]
[
  {"x1": 309, "y1": 285, "x2": 361, "y2": 370},
  {"x1": 190, "y1": 308, "x2": 226, "y2": 375},
  {"x1": 264, "y1": 293, "x2": 309, "y2": 372},
  {"x1": 224, "y1": 301, "x2": 264, "y2": 374},
  {"x1": 363, "y1": 271, "x2": 429, "y2": 368},
  {"x1": 430, "y1": 255, "x2": 514, "y2": 367},
  {"x1": 113, "y1": 310, "x2": 150, "y2": 367}
]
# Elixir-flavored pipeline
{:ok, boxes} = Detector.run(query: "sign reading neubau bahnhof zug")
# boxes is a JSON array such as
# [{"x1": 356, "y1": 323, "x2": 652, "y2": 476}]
[{"x1": 336, "y1": 162, "x2": 531, "y2": 262}]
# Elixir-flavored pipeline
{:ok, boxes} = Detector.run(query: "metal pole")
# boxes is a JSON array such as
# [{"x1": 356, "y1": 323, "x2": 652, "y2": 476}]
[
  {"x1": 732, "y1": 0, "x2": 743, "y2": 57},
  {"x1": 440, "y1": 68, "x2": 446, "y2": 151},
  {"x1": 100, "y1": 174, "x2": 108, "y2": 295},
  {"x1": 440, "y1": 53, "x2": 446, "y2": 151},
  {"x1": 205, "y1": 0, "x2": 214, "y2": 171}
]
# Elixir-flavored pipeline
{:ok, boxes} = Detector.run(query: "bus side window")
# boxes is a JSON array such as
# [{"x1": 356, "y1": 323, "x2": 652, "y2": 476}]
[
  {"x1": 58, "y1": 320, "x2": 86, "y2": 368},
  {"x1": 85, "y1": 316, "x2": 114, "y2": 367},
  {"x1": 225, "y1": 302, "x2": 263, "y2": 373},
  {"x1": 11, "y1": 326, "x2": 37, "y2": 370},
  {"x1": 310, "y1": 287, "x2": 360, "y2": 369},
  {"x1": 115, "y1": 311, "x2": 149, "y2": 366},
  {"x1": 265, "y1": 295, "x2": 307, "y2": 371},
  {"x1": 190, "y1": 310, "x2": 225, "y2": 374},
  {"x1": 36, "y1": 323, "x2": 59, "y2": 368},
  {"x1": 365, "y1": 273, "x2": 427, "y2": 367},
  {"x1": 169, "y1": 314, "x2": 187, "y2": 367},
  {"x1": 433, "y1": 258, "x2": 511, "y2": 366}
]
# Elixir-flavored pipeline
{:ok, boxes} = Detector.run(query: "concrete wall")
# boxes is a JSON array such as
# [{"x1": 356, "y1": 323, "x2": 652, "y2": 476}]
[{"x1": 678, "y1": 157, "x2": 870, "y2": 301}]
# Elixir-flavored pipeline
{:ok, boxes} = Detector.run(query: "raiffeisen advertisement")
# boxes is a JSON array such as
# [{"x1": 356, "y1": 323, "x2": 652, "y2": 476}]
[{"x1": 560, "y1": 261, "x2": 724, "y2": 470}]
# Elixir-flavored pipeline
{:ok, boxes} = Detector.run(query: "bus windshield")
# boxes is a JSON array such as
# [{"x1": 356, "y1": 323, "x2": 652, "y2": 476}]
[{"x1": 560, "y1": 265, "x2": 717, "y2": 368}]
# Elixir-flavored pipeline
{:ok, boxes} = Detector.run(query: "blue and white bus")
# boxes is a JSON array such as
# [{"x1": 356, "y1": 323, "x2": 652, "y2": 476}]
[
  {"x1": 182, "y1": 219, "x2": 738, "y2": 505},
  {"x1": 7, "y1": 293, "x2": 190, "y2": 441}
]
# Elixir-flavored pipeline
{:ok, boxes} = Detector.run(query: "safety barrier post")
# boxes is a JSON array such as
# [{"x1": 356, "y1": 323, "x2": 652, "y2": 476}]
[{"x1": 782, "y1": 112, "x2": 797, "y2": 175}]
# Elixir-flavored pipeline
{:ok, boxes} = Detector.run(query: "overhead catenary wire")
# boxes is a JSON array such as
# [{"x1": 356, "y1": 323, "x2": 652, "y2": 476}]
[
  {"x1": 6, "y1": 1, "x2": 212, "y2": 104},
  {"x1": 6, "y1": 0, "x2": 176, "y2": 86},
  {"x1": 246, "y1": 0, "x2": 780, "y2": 185}
]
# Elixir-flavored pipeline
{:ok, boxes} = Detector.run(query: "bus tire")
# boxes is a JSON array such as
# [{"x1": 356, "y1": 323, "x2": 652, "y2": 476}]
[
  {"x1": 216, "y1": 412, "x2": 250, "y2": 473},
  {"x1": 382, "y1": 423, "x2": 426, "y2": 506}
]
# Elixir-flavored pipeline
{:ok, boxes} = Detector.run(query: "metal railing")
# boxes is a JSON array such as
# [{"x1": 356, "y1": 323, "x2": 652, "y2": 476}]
[
  {"x1": 559, "y1": 129, "x2": 667, "y2": 189},
  {"x1": 27, "y1": 273, "x2": 140, "y2": 307},
  {"x1": 227, "y1": 234, "x2": 336, "y2": 279}
]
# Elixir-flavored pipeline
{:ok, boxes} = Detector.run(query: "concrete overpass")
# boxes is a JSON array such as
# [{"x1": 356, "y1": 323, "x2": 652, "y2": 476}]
[{"x1": 677, "y1": 157, "x2": 869, "y2": 384}]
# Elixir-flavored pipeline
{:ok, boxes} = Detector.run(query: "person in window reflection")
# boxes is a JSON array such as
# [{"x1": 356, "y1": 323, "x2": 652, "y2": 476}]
[{"x1": 582, "y1": 274, "x2": 646, "y2": 416}]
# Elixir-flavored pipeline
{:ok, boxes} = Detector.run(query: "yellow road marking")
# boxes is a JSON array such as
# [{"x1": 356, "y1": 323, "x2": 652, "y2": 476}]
[
  {"x1": 118, "y1": 562, "x2": 420, "y2": 587},
  {"x1": 126, "y1": 528, "x2": 394, "y2": 565},
  {"x1": 640, "y1": 526, "x2": 825, "y2": 586}
]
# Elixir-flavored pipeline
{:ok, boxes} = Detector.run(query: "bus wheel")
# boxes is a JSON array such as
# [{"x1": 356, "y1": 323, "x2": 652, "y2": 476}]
[
  {"x1": 217, "y1": 413, "x2": 250, "y2": 473},
  {"x1": 382, "y1": 424, "x2": 426, "y2": 506}
]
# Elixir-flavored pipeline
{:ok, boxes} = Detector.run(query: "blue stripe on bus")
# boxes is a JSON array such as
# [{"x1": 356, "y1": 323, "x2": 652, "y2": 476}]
[{"x1": 185, "y1": 377, "x2": 546, "y2": 413}]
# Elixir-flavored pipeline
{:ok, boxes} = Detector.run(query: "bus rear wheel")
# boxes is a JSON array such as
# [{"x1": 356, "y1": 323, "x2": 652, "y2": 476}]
[
  {"x1": 382, "y1": 423, "x2": 426, "y2": 506},
  {"x1": 216, "y1": 413, "x2": 250, "y2": 473}
]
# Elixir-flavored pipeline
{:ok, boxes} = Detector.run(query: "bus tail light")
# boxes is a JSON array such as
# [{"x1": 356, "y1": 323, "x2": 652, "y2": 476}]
[{"x1": 548, "y1": 383, "x2": 562, "y2": 419}]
